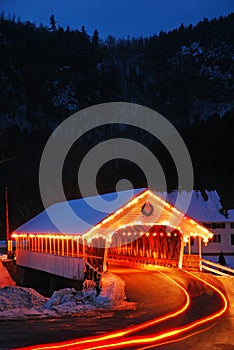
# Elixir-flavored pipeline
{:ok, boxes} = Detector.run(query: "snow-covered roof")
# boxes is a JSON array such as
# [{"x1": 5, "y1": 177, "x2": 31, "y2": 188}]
[
  {"x1": 227, "y1": 209, "x2": 234, "y2": 221},
  {"x1": 14, "y1": 188, "x2": 230, "y2": 235},
  {"x1": 15, "y1": 188, "x2": 145, "y2": 234},
  {"x1": 158, "y1": 190, "x2": 228, "y2": 222}
]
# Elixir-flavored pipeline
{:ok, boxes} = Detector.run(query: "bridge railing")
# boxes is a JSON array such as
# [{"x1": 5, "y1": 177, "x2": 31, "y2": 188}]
[
  {"x1": 108, "y1": 254, "x2": 178, "y2": 268},
  {"x1": 201, "y1": 258, "x2": 234, "y2": 276},
  {"x1": 84, "y1": 260, "x2": 102, "y2": 284},
  {"x1": 183, "y1": 254, "x2": 200, "y2": 269}
]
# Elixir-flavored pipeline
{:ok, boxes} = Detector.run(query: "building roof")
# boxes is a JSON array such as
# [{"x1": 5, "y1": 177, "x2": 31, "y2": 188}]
[
  {"x1": 14, "y1": 188, "x2": 230, "y2": 237},
  {"x1": 227, "y1": 209, "x2": 234, "y2": 221},
  {"x1": 160, "y1": 190, "x2": 228, "y2": 222}
]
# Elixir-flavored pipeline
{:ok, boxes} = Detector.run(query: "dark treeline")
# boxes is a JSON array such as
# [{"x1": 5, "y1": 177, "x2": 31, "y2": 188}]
[{"x1": 0, "y1": 12, "x2": 234, "y2": 233}]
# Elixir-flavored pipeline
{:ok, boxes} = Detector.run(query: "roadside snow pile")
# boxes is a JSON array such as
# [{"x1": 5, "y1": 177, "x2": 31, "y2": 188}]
[
  {"x1": 95, "y1": 271, "x2": 127, "y2": 308},
  {"x1": 0, "y1": 286, "x2": 47, "y2": 312},
  {"x1": 44, "y1": 271, "x2": 132, "y2": 313},
  {"x1": 217, "y1": 276, "x2": 234, "y2": 314},
  {"x1": 44, "y1": 287, "x2": 96, "y2": 314},
  {"x1": 0, "y1": 286, "x2": 48, "y2": 319},
  {"x1": 0, "y1": 272, "x2": 134, "y2": 319}
]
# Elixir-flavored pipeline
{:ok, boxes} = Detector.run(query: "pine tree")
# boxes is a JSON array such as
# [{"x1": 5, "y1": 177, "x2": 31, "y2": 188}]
[
  {"x1": 92, "y1": 29, "x2": 99, "y2": 47},
  {"x1": 49, "y1": 14, "x2": 57, "y2": 32},
  {"x1": 81, "y1": 25, "x2": 86, "y2": 35}
]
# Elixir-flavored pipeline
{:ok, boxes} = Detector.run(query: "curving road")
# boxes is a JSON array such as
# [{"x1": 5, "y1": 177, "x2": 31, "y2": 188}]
[
  {"x1": 0, "y1": 264, "x2": 230, "y2": 350},
  {"x1": 54, "y1": 265, "x2": 227, "y2": 350}
]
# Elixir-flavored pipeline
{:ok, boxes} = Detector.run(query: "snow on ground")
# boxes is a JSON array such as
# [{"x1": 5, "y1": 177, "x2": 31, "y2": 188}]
[
  {"x1": 204, "y1": 255, "x2": 234, "y2": 269},
  {"x1": 217, "y1": 276, "x2": 234, "y2": 314},
  {"x1": 0, "y1": 260, "x2": 15, "y2": 287},
  {"x1": 0, "y1": 269, "x2": 134, "y2": 320},
  {"x1": 43, "y1": 271, "x2": 133, "y2": 316},
  {"x1": 0, "y1": 286, "x2": 46, "y2": 312},
  {"x1": 95, "y1": 271, "x2": 128, "y2": 308}
]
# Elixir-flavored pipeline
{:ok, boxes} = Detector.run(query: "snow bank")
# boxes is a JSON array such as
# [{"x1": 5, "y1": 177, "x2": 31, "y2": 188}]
[
  {"x1": 44, "y1": 287, "x2": 96, "y2": 314},
  {"x1": 0, "y1": 272, "x2": 133, "y2": 320},
  {"x1": 217, "y1": 276, "x2": 234, "y2": 314},
  {"x1": 204, "y1": 255, "x2": 234, "y2": 269},
  {"x1": 0, "y1": 286, "x2": 48, "y2": 319},
  {"x1": 0, "y1": 260, "x2": 16, "y2": 287},
  {"x1": 95, "y1": 271, "x2": 127, "y2": 308},
  {"x1": 0, "y1": 286, "x2": 47, "y2": 312},
  {"x1": 44, "y1": 271, "x2": 132, "y2": 314}
]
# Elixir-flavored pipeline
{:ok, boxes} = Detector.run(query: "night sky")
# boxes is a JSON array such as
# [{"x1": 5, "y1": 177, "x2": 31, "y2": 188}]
[{"x1": 0, "y1": 0, "x2": 233, "y2": 38}]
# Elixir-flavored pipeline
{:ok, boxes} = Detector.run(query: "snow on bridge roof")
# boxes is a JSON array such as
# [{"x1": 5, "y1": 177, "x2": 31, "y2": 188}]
[
  {"x1": 14, "y1": 188, "x2": 229, "y2": 236},
  {"x1": 14, "y1": 188, "x2": 145, "y2": 235}
]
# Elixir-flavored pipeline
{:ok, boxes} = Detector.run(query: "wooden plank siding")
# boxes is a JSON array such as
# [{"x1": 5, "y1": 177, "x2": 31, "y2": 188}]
[{"x1": 16, "y1": 250, "x2": 85, "y2": 281}]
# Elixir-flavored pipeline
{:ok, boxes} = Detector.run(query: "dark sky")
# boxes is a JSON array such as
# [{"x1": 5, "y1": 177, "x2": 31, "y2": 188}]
[{"x1": 0, "y1": 0, "x2": 233, "y2": 38}]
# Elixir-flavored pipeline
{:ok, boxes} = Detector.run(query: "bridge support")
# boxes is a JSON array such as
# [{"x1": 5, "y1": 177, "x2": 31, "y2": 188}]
[
  {"x1": 16, "y1": 265, "x2": 83, "y2": 295},
  {"x1": 103, "y1": 240, "x2": 109, "y2": 272},
  {"x1": 178, "y1": 239, "x2": 185, "y2": 269},
  {"x1": 198, "y1": 236, "x2": 202, "y2": 271}
]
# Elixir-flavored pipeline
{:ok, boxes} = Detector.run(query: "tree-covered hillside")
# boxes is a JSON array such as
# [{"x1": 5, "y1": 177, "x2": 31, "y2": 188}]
[{"x1": 1, "y1": 12, "x2": 234, "y2": 128}]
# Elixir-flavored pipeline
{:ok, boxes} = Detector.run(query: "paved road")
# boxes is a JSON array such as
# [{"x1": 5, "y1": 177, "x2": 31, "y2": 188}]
[
  {"x1": 1, "y1": 265, "x2": 185, "y2": 349},
  {"x1": 91, "y1": 265, "x2": 227, "y2": 350},
  {"x1": 0, "y1": 265, "x2": 230, "y2": 350}
]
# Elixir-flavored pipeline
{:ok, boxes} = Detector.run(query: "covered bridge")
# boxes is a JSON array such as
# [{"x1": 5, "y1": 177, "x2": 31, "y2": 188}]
[{"x1": 12, "y1": 189, "x2": 213, "y2": 286}]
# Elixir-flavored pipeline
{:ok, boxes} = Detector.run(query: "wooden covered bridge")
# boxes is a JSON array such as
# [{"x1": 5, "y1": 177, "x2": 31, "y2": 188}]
[{"x1": 12, "y1": 189, "x2": 213, "y2": 288}]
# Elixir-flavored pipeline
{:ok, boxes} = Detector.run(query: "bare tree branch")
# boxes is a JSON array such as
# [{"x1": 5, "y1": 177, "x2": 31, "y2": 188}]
[{"x1": 0, "y1": 156, "x2": 16, "y2": 164}]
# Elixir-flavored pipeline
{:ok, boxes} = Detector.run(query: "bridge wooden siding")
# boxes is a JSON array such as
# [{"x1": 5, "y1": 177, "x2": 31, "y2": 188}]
[{"x1": 16, "y1": 250, "x2": 85, "y2": 280}]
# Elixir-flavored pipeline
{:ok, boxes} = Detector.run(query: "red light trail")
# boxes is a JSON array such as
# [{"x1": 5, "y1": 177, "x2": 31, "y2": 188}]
[
  {"x1": 17, "y1": 270, "x2": 228, "y2": 350},
  {"x1": 138, "y1": 322, "x2": 217, "y2": 350}
]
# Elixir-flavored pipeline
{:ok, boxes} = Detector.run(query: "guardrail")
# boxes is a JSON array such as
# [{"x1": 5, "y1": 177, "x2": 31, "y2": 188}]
[{"x1": 201, "y1": 258, "x2": 234, "y2": 276}]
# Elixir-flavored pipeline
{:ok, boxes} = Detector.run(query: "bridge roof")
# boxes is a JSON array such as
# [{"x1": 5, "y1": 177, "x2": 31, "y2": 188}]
[
  {"x1": 13, "y1": 189, "x2": 213, "y2": 243},
  {"x1": 83, "y1": 190, "x2": 212, "y2": 243},
  {"x1": 14, "y1": 188, "x2": 145, "y2": 235}
]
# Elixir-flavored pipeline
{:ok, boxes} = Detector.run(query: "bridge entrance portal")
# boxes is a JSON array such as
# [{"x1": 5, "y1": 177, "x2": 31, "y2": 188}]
[{"x1": 108, "y1": 224, "x2": 182, "y2": 268}]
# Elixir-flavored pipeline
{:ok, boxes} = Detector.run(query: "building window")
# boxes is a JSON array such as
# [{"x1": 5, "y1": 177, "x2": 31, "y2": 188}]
[
  {"x1": 203, "y1": 223, "x2": 225, "y2": 229},
  {"x1": 212, "y1": 234, "x2": 221, "y2": 243},
  {"x1": 190, "y1": 237, "x2": 194, "y2": 246},
  {"x1": 231, "y1": 223, "x2": 234, "y2": 229},
  {"x1": 231, "y1": 234, "x2": 234, "y2": 245},
  {"x1": 203, "y1": 223, "x2": 212, "y2": 228},
  {"x1": 212, "y1": 223, "x2": 225, "y2": 229}
]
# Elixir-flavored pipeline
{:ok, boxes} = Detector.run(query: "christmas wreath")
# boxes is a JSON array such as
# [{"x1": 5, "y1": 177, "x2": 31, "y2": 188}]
[{"x1": 141, "y1": 202, "x2": 154, "y2": 216}]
